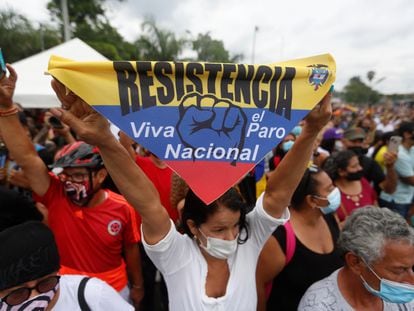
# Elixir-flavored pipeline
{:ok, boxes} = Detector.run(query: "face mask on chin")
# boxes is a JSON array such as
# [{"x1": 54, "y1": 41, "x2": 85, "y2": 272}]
[
  {"x1": 198, "y1": 228, "x2": 238, "y2": 260},
  {"x1": 63, "y1": 180, "x2": 93, "y2": 206}
]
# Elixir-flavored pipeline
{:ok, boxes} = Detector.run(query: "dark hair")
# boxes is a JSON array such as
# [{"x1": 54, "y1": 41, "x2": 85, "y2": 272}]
[
  {"x1": 181, "y1": 188, "x2": 249, "y2": 244},
  {"x1": 398, "y1": 121, "x2": 414, "y2": 137},
  {"x1": 322, "y1": 150, "x2": 357, "y2": 181},
  {"x1": 372, "y1": 131, "x2": 395, "y2": 159},
  {"x1": 291, "y1": 165, "x2": 322, "y2": 210},
  {"x1": 320, "y1": 138, "x2": 336, "y2": 154},
  {"x1": 0, "y1": 188, "x2": 43, "y2": 232}
]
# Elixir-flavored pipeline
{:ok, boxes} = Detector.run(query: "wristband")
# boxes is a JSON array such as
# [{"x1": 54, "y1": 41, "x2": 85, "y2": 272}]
[
  {"x1": 0, "y1": 105, "x2": 18, "y2": 117},
  {"x1": 132, "y1": 284, "x2": 143, "y2": 289}
]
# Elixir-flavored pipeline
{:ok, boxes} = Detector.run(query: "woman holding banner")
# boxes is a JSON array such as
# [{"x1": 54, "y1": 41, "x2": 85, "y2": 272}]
[
  {"x1": 46, "y1": 78, "x2": 331, "y2": 310},
  {"x1": 0, "y1": 63, "x2": 332, "y2": 311}
]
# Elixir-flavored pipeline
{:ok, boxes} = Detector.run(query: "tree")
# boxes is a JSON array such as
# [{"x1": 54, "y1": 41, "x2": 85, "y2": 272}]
[
  {"x1": 74, "y1": 18, "x2": 136, "y2": 60},
  {"x1": 46, "y1": 0, "x2": 134, "y2": 60},
  {"x1": 135, "y1": 17, "x2": 186, "y2": 61},
  {"x1": 343, "y1": 76, "x2": 381, "y2": 105},
  {"x1": 47, "y1": 0, "x2": 106, "y2": 29},
  {"x1": 367, "y1": 70, "x2": 375, "y2": 83},
  {"x1": 191, "y1": 32, "x2": 243, "y2": 63},
  {"x1": 0, "y1": 9, "x2": 60, "y2": 63}
]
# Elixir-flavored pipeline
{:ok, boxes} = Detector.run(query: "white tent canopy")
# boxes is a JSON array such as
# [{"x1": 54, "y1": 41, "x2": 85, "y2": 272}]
[{"x1": 12, "y1": 38, "x2": 108, "y2": 109}]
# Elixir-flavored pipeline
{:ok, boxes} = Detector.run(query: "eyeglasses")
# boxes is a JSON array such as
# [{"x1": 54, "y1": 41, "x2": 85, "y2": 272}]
[
  {"x1": 0, "y1": 275, "x2": 60, "y2": 306},
  {"x1": 58, "y1": 171, "x2": 91, "y2": 183}
]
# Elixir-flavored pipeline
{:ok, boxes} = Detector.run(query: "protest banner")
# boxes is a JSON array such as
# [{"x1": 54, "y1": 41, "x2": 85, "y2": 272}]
[{"x1": 48, "y1": 54, "x2": 335, "y2": 203}]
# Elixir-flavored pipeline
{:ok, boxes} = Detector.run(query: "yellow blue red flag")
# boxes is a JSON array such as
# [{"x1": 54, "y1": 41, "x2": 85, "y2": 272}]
[{"x1": 48, "y1": 54, "x2": 335, "y2": 204}]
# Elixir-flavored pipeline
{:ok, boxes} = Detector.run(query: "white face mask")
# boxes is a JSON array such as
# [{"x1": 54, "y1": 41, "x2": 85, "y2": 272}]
[
  {"x1": 314, "y1": 187, "x2": 341, "y2": 215},
  {"x1": 198, "y1": 229, "x2": 238, "y2": 260},
  {"x1": 361, "y1": 262, "x2": 414, "y2": 304},
  {"x1": 334, "y1": 140, "x2": 344, "y2": 152}
]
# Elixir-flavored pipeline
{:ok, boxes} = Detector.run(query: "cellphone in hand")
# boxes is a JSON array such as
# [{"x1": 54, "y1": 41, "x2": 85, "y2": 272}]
[
  {"x1": 0, "y1": 48, "x2": 6, "y2": 79},
  {"x1": 388, "y1": 136, "x2": 402, "y2": 153},
  {"x1": 48, "y1": 116, "x2": 64, "y2": 129}
]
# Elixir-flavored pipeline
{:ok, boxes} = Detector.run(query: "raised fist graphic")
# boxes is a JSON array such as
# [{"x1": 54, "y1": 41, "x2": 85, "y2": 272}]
[{"x1": 177, "y1": 93, "x2": 247, "y2": 158}]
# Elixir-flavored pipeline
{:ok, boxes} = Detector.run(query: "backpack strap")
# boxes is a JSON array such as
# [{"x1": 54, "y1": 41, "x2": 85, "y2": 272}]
[
  {"x1": 78, "y1": 277, "x2": 91, "y2": 311},
  {"x1": 264, "y1": 222, "x2": 297, "y2": 299},
  {"x1": 284, "y1": 221, "x2": 296, "y2": 265}
]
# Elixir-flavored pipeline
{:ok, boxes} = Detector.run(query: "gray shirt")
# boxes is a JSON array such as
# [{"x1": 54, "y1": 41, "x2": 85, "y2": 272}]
[{"x1": 298, "y1": 269, "x2": 414, "y2": 311}]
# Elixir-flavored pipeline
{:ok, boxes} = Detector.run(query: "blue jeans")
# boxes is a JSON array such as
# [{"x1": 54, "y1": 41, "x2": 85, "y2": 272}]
[{"x1": 378, "y1": 198, "x2": 411, "y2": 218}]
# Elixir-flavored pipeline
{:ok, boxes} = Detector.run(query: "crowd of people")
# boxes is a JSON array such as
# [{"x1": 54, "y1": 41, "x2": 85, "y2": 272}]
[{"x1": 1, "y1": 62, "x2": 414, "y2": 311}]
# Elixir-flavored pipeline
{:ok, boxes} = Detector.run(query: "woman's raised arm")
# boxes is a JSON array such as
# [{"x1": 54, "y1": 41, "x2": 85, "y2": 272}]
[
  {"x1": 50, "y1": 79, "x2": 171, "y2": 245},
  {"x1": 263, "y1": 92, "x2": 332, "y2": 218}
]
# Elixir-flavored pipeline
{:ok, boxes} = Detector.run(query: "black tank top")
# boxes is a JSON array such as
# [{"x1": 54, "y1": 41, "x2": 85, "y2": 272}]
[{"x1": 266, "y1": 213, "x2": 343, "y2": 311}]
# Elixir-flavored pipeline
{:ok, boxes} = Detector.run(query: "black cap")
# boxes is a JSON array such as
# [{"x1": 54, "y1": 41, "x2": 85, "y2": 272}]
[{"x1": 0, "y1": 221, "x2": 60, "y2": 290}]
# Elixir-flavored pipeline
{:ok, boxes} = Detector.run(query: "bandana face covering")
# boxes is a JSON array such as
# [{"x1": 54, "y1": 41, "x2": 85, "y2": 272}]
[{"x1": 63, "y1": 180, "x2": 93, "y2": 206}]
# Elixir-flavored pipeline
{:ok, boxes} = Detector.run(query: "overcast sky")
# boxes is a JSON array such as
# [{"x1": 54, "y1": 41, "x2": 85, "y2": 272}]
[{"x1": 2, "y1": 0, "x2": 414, "y2": 94}]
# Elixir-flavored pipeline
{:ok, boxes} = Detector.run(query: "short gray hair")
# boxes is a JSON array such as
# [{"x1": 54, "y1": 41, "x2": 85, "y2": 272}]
[{"x1": 337, "y1": 206, "x2": 414, "y2": 265}]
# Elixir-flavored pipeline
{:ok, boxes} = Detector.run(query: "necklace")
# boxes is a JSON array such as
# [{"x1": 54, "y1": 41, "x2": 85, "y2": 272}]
[{"x1": 346, "y1": 193, "x2": 363, "y2": 206}]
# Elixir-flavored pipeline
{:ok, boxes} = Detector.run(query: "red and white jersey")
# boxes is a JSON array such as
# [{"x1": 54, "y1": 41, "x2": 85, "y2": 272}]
[{"x1": 34, "y1": 174, "x2": 140, "y2": 290}]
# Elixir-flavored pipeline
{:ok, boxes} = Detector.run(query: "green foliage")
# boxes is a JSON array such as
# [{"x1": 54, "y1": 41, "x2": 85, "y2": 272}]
[
  {"x1": 88, "y1": 41, "x2": 120, "y2": 60},
  {"x1": 47, "y1": 0, "x2": 133, "y2": 60},
  {"x1": 135, "y1": 17, "x2": 186, "y2": 61},
  {"x1": 387, "y1": 93, "x2": 414, "y2": 101},
  {"x1": 74, "y1": 19, "x2": 136, "y2": 60},
  {"x1": 343, "y1": 76, "x2": 381, "y2": 105},
  {"x1": 2, "y1": 1, "x2": 240, "y2": 65},
  {"x1": 191, "y1": 32, "x2": 242, "y2": 63},
  {"x1": 0, "y1": 9, "x2": 60, "y2": 63},
  {"x1": 47, "y1": 0, "x2": 105, "y2": 26}
]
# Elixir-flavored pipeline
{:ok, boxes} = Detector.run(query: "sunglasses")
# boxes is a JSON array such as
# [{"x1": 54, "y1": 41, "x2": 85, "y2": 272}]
[{"x1": 1, "y1": 275, "x2": 60, "y2": 306}]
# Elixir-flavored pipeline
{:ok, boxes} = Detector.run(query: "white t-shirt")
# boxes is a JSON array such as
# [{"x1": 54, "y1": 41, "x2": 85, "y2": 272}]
[
  {"x1": 142, "y1": 193, "x2": 289, "y2": 311},
  {"x1": 53, "y1": 275, "x2": 133, "y2": 311},
  {"x1": 380, "y1": 145, "x2": 414, "y2": 204},
  {"x1": 298, "y1": 269, "x2": 414, "y2": 310}
]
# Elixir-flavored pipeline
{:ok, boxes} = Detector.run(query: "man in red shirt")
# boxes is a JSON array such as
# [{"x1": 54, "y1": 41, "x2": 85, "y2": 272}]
[
  {"x1": 0, "y1": 65, "x2": 143, "y2": 308},
  {"x1": 135, "y1": 153, "x2": 178, "y2": 223}
]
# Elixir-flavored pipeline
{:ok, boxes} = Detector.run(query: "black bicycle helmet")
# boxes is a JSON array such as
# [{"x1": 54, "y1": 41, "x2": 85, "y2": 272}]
[{"x1": 51, "y1": 141, "x2": 103, "y2": 169}]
